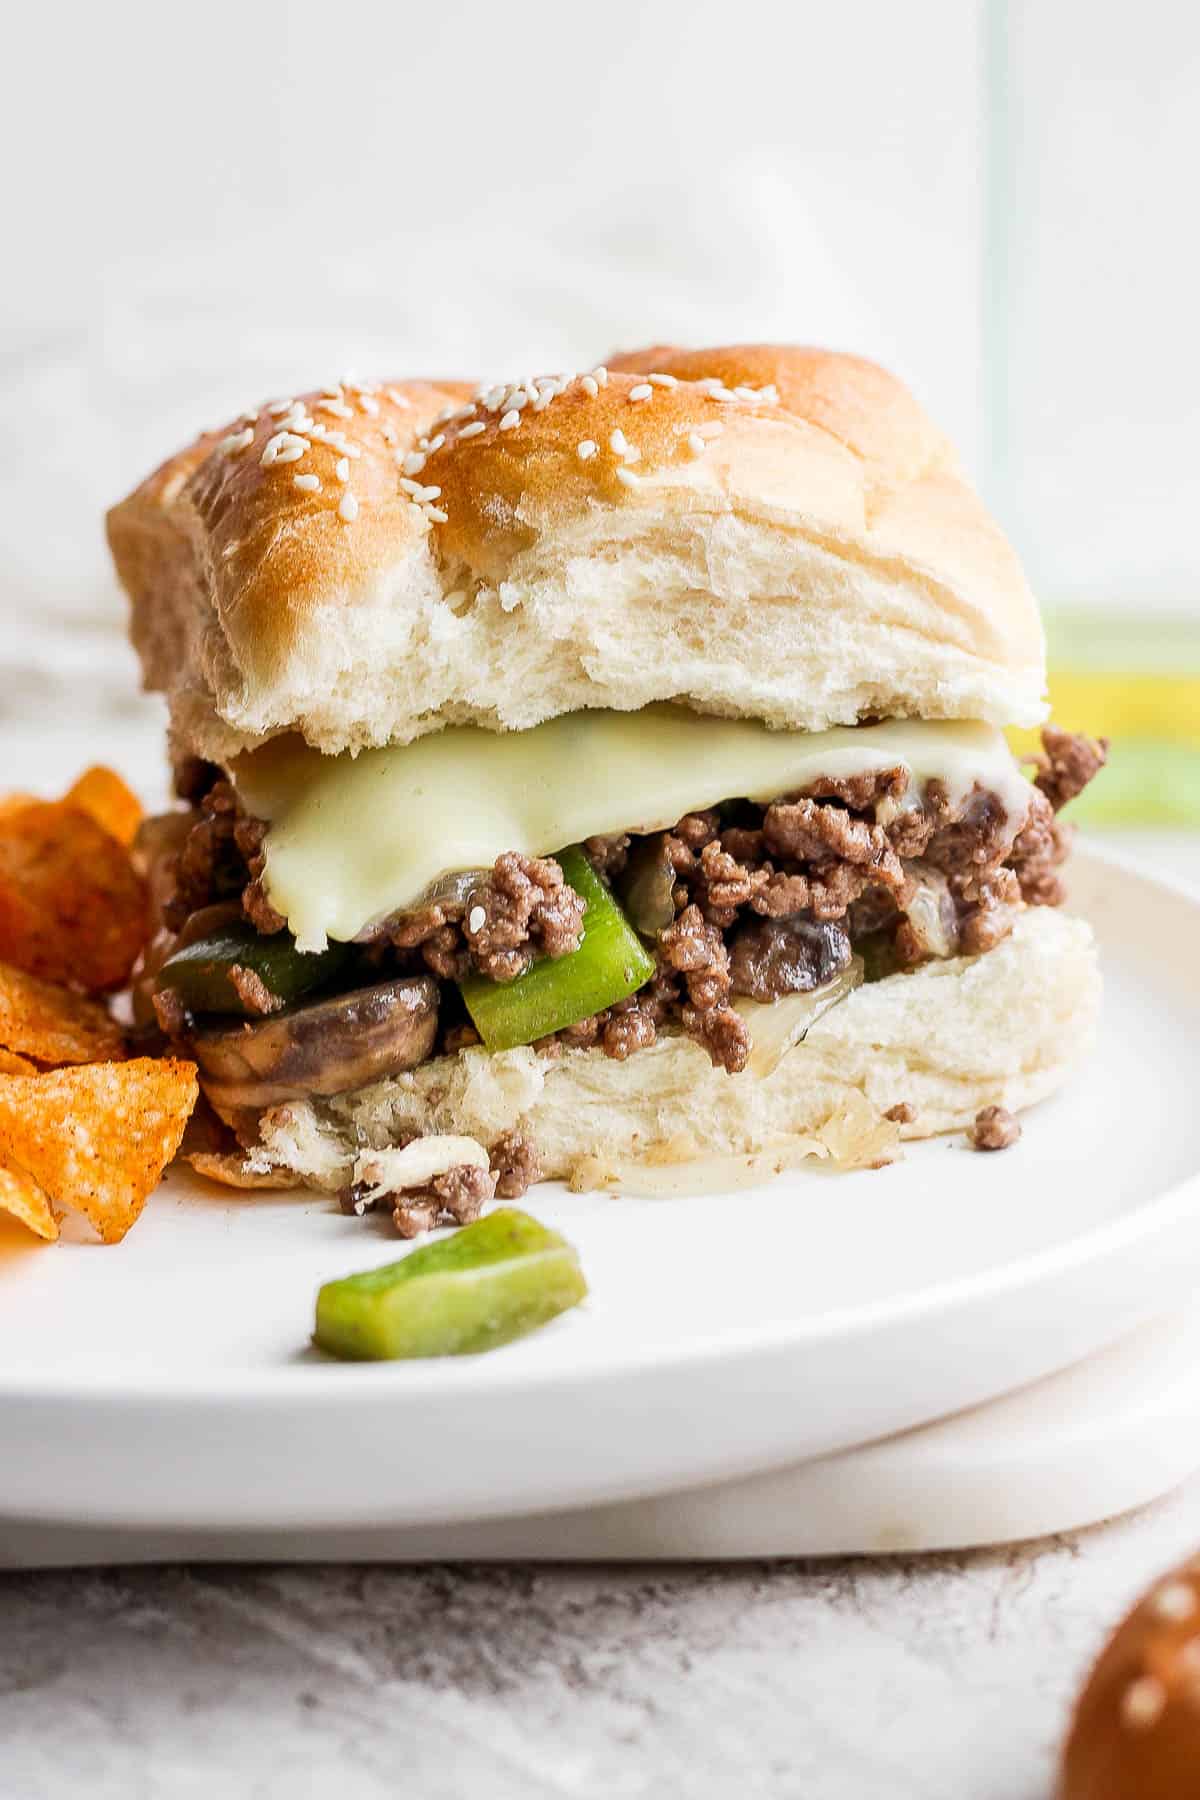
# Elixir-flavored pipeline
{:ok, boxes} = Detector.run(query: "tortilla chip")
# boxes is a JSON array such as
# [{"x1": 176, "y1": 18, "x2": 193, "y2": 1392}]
[
  {"x1": 0, "y1": 961, "x2": 126, "y2": 1065},
  {"x1": 0, "y1": 801, "x2": 148, "y2": 991},
  {"x1": 0, "y1": 1058, "x2": 198, "y2": 1243},
  {"x1": 64, "y1": 767, "x2": 143, "y2": 848},
  {"x1": 187, "y1": 1151, "x2": 295, "y2": 1191},
  {"x1": 0, "y1": 1161, "x2": 58, "y2": 1241}
]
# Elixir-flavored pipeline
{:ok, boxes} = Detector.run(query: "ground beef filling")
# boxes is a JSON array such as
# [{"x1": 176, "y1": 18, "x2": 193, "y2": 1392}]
[{"x1": 161, "y1": 727, "x2": 1105, "y2": 1077}]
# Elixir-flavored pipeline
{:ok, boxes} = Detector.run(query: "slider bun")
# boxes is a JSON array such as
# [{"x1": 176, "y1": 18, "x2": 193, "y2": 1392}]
[
  {"x1": 107, "y1": 348, "x2": 1047, "y2": 760},
  {"x1": 1059, "y1": 1554, "x2": 1200, "y2": 1800},
  {"x1": 250, "y1": 908, "x2": 1098, "y2": 1192}
]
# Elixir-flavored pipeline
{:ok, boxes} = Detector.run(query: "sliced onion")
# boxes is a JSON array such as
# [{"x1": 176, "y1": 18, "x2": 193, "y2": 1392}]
[
  {"x1": 733, "y1": 956, "x2": 864, "y2": 1079},
  {"x1": 355, "y1": 1135, "x2": 489, "y2": 1202},
  {"x1": 616, "y1": 834, "x2": 676, "y2": 937},
  {"x1": 900, "y1": 867, "x2": 958, "y2": 959},
  {"x1": 355, "y1": 869, "x2": 486, "y2": 941},
  {"x1": 568, "y1": 1140, "x2": 830, "y2": 1196}
]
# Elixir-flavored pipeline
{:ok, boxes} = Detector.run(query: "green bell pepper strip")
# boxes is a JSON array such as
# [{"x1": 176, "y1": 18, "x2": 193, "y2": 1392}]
[
  {"x1": 313, "y1": 1208, "x2": 588, "y2": 1360},
  {"x1": 457, "y1": 846, "x2": 656, "y2": 1051},
  {"x1": 155, "y1": 922, "x2": 351, "y2": 1017}
]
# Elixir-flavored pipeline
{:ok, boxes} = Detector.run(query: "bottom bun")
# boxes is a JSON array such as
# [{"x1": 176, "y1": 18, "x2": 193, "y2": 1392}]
[{"x1": 252, "y1": 908, "x2": 1099, "y2": 1192}]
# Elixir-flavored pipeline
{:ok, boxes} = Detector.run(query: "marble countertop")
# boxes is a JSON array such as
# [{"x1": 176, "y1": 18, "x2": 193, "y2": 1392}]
[
  {"x1": 3, "y1": 1486, "x2": 1200, "y2": 1800},
  {"x1": 1, "y1": 682, "x2": 1199, "y2": 1798}
]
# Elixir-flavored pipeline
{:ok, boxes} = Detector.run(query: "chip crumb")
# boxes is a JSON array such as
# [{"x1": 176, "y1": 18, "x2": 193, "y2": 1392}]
[
  {"x1": 884, "y1": 1102, "x2": 915, "y2": 1124},
  {"x1": 969, "y1": 1104, "x2": 1022, "y2": 1151}
]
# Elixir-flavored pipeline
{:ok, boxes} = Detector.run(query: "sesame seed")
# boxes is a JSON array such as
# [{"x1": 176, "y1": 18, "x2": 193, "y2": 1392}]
[
  {"x1": 403, "y1": 453, "x2": 427, "y2": 477},
  {"x1": 425, "y1": 433, "x2": 445, "y2": 453},
  {"x1": 399, "y1": 477, "x2": 423, "y2": 496},
  {"x1": 591, "y1": 365, "x2": 609, "y2": 387},
  {"x1": 629, "y1": 383, "x2": 653, "y2": 402},
  {"x1": 358, "y1": 394, "x2": 380, "y2": 416},
  {"x1": 609, "y1": 428, "x2": 629, "y2": 456},
  {"x1": 266, "y1": 398, "x2": 295, "y2": 416},
  {"x1": 577, "y1": 440, "x2": 598, "y2": 460},
  {"x1": 335, "y1": 458, "x2": 350, "y2": 482},
  {"x1": 260, "y1": 430, "x2": 308, "y2": 467},
  {"x1": 425, "y1": 506, "x2": 448, "y2": 523},
  {"x1": 338, "y1": 491, "x2": 359, "y2": 522},
  {"x1": 499, "y1": 409, "x2": 521, "y2": 431},
  {"x1": 687, "y1": 433, "x2": 706, "y2": 456},
  {"x1": 220, "y1": 427, "x2": 255, "y2": 455},
  {"x1": 458, "y1": 420, "x2": 486, "y2": 439},
  {"x1": 467, "y1": 906, "x2": 486, "y2": 934},
  {"x1": 293, "y1": 473, "x2": 321, "y2": 492},
  {"x1": 581, "y1": 375, "x2": 599, "y2": 398},
  {"x1": 615, "y1": 467, "x2": 640, "y2": 489},
  {"x1": 1122, "y1": 1677, "x2": 1167, "y2": 1730},
  {"x1": 647, "y1": 373, "x2": 678, "y2": 387},
  {"x1": 385, "y1": 388, "x2": 412, "y2": 408},
  {"x1": 321, "y1": 384, "x2": 344, "y2": 399},
  {"x1": 319, "y1": 398, "x2": 354, "y2": 419},
  {"x1": 1152, "y1": 1582, "x2": 1198, "y2": 1622}
]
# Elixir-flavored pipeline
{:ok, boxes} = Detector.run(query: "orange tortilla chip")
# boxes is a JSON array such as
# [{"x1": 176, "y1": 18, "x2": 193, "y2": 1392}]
[
  {"x1": 0, "y1": 961, "x2": 126, "y2": 1065},
  {"x1": 187, "y1": 1151, "x2": 295, "y2": 1191},
  {"x1": 0, "y1": 1058, "x2": 198, "y2": 1243},
  {"x1": 64, "y1": 766, "x2": 143, "y2": 848},
  {"x1": 0, "y1": 1161, "x2": 58, "y2": 1241},
  {"x1": 0, "y1": 801, "x2": 148, "y2": 992}
]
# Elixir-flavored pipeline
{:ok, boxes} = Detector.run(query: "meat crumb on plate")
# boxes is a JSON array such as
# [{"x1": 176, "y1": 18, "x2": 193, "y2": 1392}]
[{"x1": 969, "y1": 1105, "x2": 1022, "y2": 1151}]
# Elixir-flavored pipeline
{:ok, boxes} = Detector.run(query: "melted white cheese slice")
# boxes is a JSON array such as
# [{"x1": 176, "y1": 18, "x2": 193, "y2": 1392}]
[{"x1": 233, "y1": 708, "x2": 1033, "y2": 950}]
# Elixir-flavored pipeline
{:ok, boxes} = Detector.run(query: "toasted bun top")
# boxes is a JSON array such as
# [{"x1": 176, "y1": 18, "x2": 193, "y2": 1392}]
[
  {"x1": 1059, "y1": 1555, "x2": 1200, "y2": 1800},
  {"x1": 107, "y1": 347, "x2": 1046, "y2": 759}
]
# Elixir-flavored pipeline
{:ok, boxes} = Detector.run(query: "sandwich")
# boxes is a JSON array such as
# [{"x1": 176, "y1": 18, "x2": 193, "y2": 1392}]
[{"x1": 107, "y1": 345, "x2": 1105, "y2": 1229}]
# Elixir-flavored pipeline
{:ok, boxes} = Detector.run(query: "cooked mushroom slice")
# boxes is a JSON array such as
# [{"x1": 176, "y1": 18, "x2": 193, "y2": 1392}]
[{"x1": 191, "y1": 976, "x2": 440, "y2": 1110}]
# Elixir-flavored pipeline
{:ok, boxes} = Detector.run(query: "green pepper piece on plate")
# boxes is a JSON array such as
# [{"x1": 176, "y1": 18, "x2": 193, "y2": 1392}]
[
  {"x1": 156, "y1": 922, "x2": 351, "y2": 1017},
  {"x1": 313, "y1": 1208, "x2": 588, "y2": 1360},
  {"x1": 458, "y1": 846, "x2": 655, "y2": 1051}
]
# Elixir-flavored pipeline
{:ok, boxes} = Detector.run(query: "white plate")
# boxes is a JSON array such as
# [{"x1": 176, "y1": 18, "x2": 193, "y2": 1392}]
[
  {"x1": 9, "y1": 1306, "x2": 1200, "y2": 1566},
  {"x1": 3, "y1": 848, "x2": 1200, "y2": 1533}
]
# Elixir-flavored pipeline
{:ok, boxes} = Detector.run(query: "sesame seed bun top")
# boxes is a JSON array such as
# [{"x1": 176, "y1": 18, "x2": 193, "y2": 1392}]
[{"x1": 107, "y1": 345, "x2": 1046, "y2": 760}]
